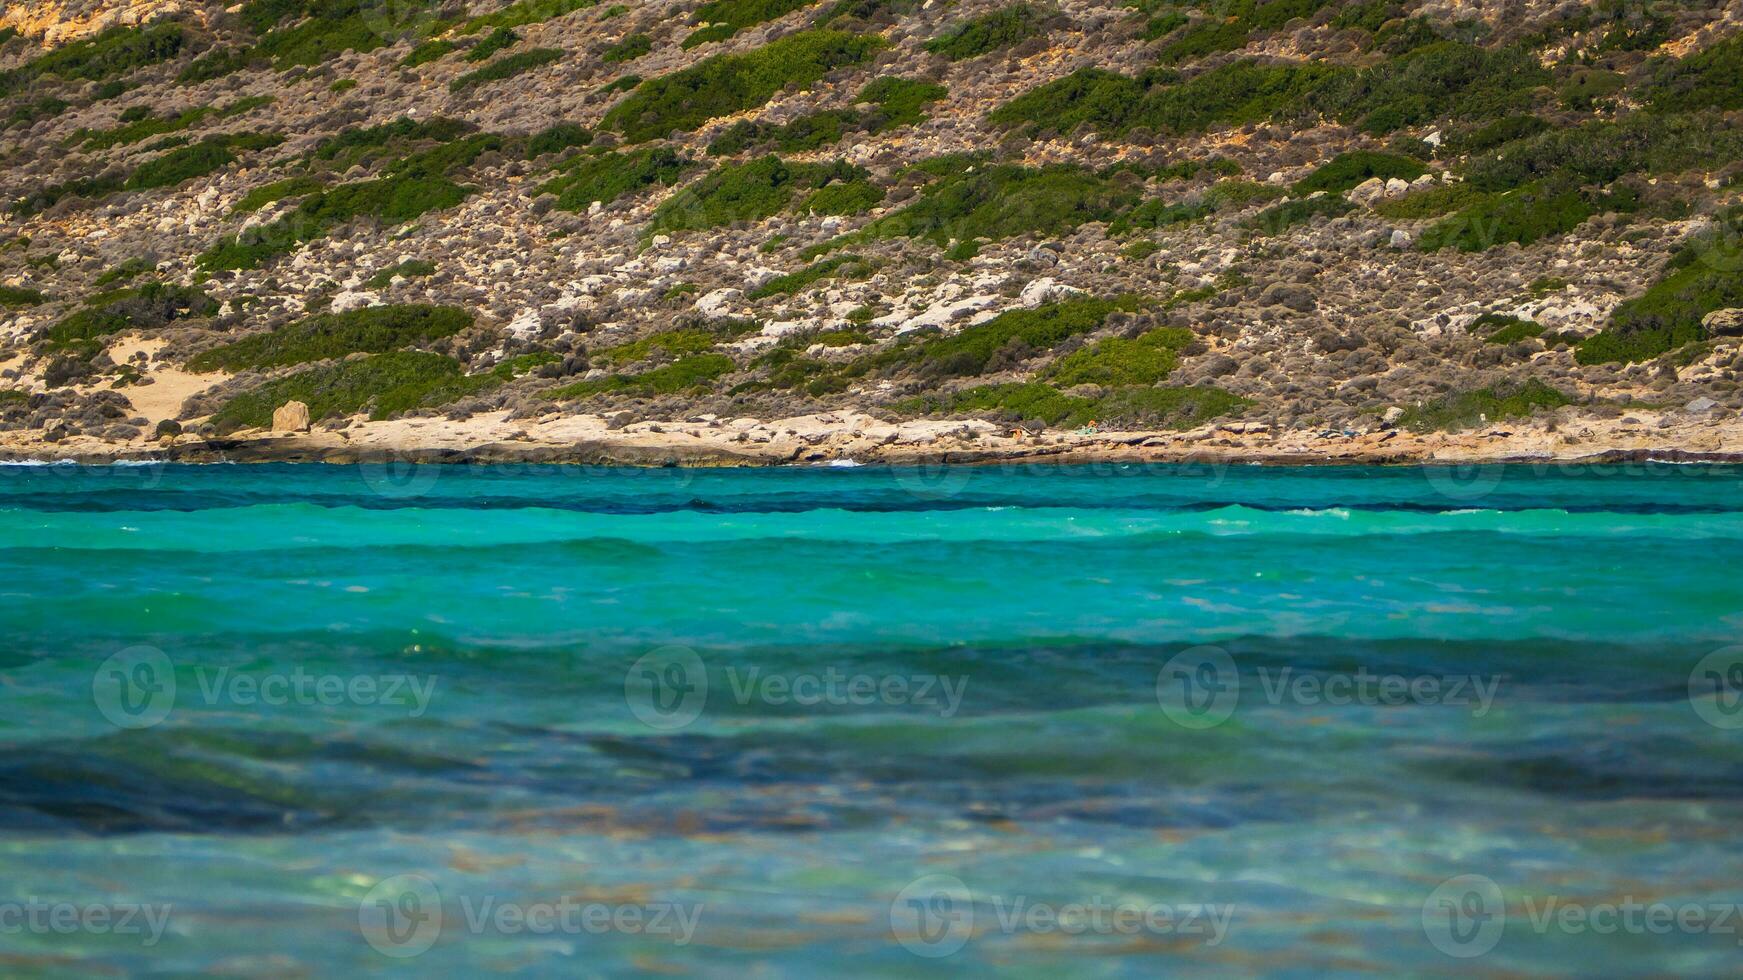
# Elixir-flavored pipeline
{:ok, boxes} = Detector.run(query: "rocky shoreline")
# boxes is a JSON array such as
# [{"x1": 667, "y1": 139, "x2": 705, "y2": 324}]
[{"x1": 5, "y1": 406, "x2": 1739, "y2": 467}]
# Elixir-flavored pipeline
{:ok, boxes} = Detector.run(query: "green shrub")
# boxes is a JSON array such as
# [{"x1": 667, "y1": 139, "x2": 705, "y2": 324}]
[
  {"x1": 598, "y1": 73, "x2": 640, "y2": 95},
  {"x1": 1644, "y1": 34, "x2": 1743, "y2": 112},
  {"x1": 11, "y1": 174, "x2": 126, "y2": 216},
  {"x1": 1559, "y1": 68, "x2": 1625, "y2": 110},
  {"x1": 466, "y1": 26, "x2": 520, "y2": 62},
  {"x1": 650, "y1": 156, "x2": 867, "y2": 234},
  {"x1": 457, "y1": 0, "x2": 597, "y2": 34},
  {"x1": 449, "y1": 48, "x2": 561, "y2": 92},
  {"x1": 1577, "y1": 216, "x2": 1743, "y2": 364},
  {"x1": 707, "y1": 110, "x2": 860, "y2": 156},
  {"x1": 817, "y1": 164, "x2": 1139, "y2": 258},
  {"x1": 1417, "y1": 179, "x2": 1599, "y2": 252},
  {"x1": 230, "y1": 176, "x2": 324, "y2": 213},
  {"x1": 253, "y1": 7, "x2": 391, "y2": 69},
  {"x1": 1153, "y1": 17, "x2": 1251, "y2": 64},
  {"x1": 1109, "y1": 198, "x2": 1209, "y2": 234},
  {"x1": 701, "y1": 82, "x2": 944, "y2": 154},
  {"x1": 1292, "y1": 150, "x2": 1425, "y2": 195},
  {"x1": 989, "y1": 60, "x2": 1335, "y2": 138},
  {"x1": 538, "y1": 146, "x2": 694, "y2": 210},
  {"x1": 1371, "y1": 181, "x2": 1484, "y2": 219},
  {"x1": 816, "y1": 0, "x2": 924, "y2": 26},
  {"x1": 199, "y1": 170, "x2": 473, "y2": 271},
  {"x1": 189, "y1": 304, "x2": 472, "y2": 371},
  {"x1": 1399, "y1": 378, "x2": 1571, "y2": 431},
  {"x1": 1476, "y1": 314, "x2": 1543, "y2": 345},
  {"x1": 857, "y1": 76, "x2": 947, "y2": 127},
  {"x1": 748, "y1": 255, "x2": 874, "y2": 299},
  {"x1": 78, "y1": 106, "x2": 213, "y2": 150},
  {"x1": 602, "y1": 30, "x2": 883, "y2": 142},
  {"x1": 1249, "y1": 193, "x2": 1353, "y2": 234},
  {"x1": 603, "y1": 33, "x2": 652, "y2": 62},
  {"x1": 1440, "y1": 114, "x2": 1549, "y2": 156},
  {"x1": 125, "y1": 133, "x2": 284, "y2": 192},
  {"x1": 221, "y1": 95, "x2": 276, "y2": 118},
  {"x1": 525, "y1": 122, "x2": 593, "y2": 158},
  {"x1": 364, "y1": 259, "x2": 437, "y2": 288},
  {"x1": 201, "y1": 125, "x2": 495, "y2": 268},
  {"x1": 5, "y1": 96, "x2": 70, "y2": 130},
  {"x1": 800, "y1": 179, "x2": 884, "y2": 215},
  {"x1": 593, "y1": 328, "x2": 716, "y2": 365},
  {"x1": 1528, "y1": 276, "x2": 1568, "y2": 297},
  {"x1": 0, "y1": 23, "x2": 185, "y2": 95},
  {"x1": 1149, "y1": 0, "x2": 1336, "y2": 63},
  {"x1": 873, "y1": 296, "x2": 1139, "y2": 378},
  {"x1": 0, "y1": 285, "x2": 45, "y2": 307},
  {"x1": 309, "y1": 116, "x2": 474, "y2": 166},
  {"x1": 549, "y1": 353, "x2": 736, "y2": 398},
  {"x1": 178, "y1": 46, "x2": 256, "y2": 84},
  {"x1": 682, "y1": 0, "x2": 813, "y2": 48},
  {"x1": 1310, "y1": 41, "x2": 1548, "y2": 134},
  {"x1": 43, "y1": 283, "x2": 216, "y2": 350},
  {"x1": 93, "y1": 258, "x2": 153, "y2": 286},
  {"x1": 402, "y1": 39, "x2": 457, "y2": 66},
  {"x1": 210, "y1": 351, "x2": 496, "y2": 433},
  {"x1": 924, "y1": 3, "x2": 1045, "y2": 61},
  {"x1": 1462, "y1": 113, "x2": 1743, "y2": 194},
  {"x1": 1047, "y1": 327, "x2": 1193, "y2": 386}
]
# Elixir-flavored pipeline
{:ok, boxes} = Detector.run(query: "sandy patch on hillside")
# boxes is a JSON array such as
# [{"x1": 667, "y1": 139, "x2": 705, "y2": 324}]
[{"x1": 106, "y1": 334, "x2": 229, "y2": 425}]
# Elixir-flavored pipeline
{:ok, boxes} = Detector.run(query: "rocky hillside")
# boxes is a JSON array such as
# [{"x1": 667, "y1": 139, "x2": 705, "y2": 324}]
[{"x1": 1, "y1": 0, "x2": 1741, "y2": 454}]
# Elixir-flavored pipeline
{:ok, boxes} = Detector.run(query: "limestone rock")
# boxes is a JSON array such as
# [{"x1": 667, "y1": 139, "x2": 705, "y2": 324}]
[
  {"x1": 1702, "y1": 308, "x2": 1743, "y2": 337},
  {"x1": 1018, "y1": 277, "x2": 1082, "y2": 307},
  {"x1": 272, "y1": 401, "x2": 311, "y2": 433}
]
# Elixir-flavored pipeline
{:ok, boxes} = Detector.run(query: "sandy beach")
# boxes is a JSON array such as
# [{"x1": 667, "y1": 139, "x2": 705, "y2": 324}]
[{"x1": 6, "y1": 400, "x2": 1739, "y2": 466}]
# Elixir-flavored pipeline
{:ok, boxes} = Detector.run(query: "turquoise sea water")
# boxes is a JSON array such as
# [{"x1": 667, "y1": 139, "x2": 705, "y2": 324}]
[{"x1": 3, "y1": 461, "x2": 1743, "y2": 975}]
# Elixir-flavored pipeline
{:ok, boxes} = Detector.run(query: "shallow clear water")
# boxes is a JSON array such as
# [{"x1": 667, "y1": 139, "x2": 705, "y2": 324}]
[{"x1": 3, "y1": 461, "x2": 1742, "y2": 975}]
